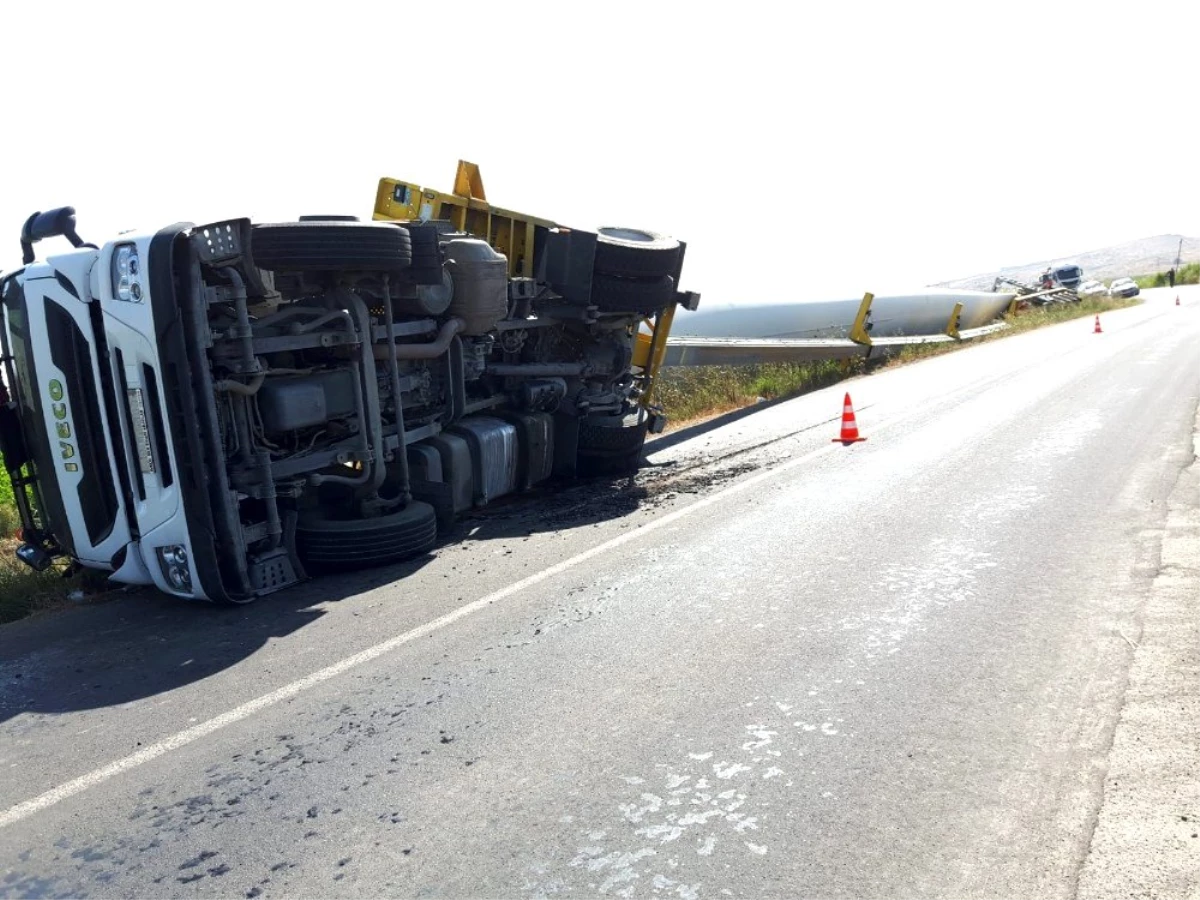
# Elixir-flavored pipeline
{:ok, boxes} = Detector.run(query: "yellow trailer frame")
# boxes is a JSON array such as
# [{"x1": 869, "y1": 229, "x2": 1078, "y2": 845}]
[
  {"x1": 372, "y1": 160, "x2": 678, "y2": 410},
  {"x1": 374, "y1": 161, "x2": 554, "y2": 280}
]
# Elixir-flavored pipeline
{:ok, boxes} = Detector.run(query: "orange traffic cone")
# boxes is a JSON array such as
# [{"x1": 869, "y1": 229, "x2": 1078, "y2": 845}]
[
  {"x1": 833, "y1": 393, "x2": 866, "y2": 444},
  {"x1": 1093, "y1": 315, "x2": 1102, "y2": 334}
]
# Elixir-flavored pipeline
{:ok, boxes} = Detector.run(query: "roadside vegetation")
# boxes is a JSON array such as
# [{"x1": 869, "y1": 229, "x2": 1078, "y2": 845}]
[
  {"x1": 0, "y1": 466, "x2": 74, "y2": 624},
  {"x1": 1135, "y1": 262, "x2": 1199, "y2": 290},
  {"x1": 655, "y1": 359, "x2": 861, "y2": 424}
]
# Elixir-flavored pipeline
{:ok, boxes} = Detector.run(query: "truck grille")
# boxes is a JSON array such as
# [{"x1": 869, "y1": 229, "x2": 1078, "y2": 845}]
[{"x1": 44, "y1": 299, "x2": 120, "y2": 546}]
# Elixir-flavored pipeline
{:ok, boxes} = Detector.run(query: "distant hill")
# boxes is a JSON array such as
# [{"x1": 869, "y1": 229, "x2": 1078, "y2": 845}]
[{"x1": 934, "y1": 234, "x2": 1200, "y2": 290}]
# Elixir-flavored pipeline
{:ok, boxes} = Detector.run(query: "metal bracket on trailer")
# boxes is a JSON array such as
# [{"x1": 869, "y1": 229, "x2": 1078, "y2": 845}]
[
  {"x1": 945, "y1": 302, "x2": 963, "y2": 340},
  {"x1": 849, "y1": 292, "x2": 874, "y2": 347},
  {"x1": 639, "y1": 303, "x2": 678, "y2": 409},
  {"x1": 452, "y1": 161, "x2": 488, "y2": 201}
]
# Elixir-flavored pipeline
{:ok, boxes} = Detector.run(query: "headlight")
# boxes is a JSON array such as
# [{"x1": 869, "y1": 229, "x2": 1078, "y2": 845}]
[
  {"x1": 156, "y1": 544, "x2": 192, "y2": 593},
  {"x1": 112, "y1": 244, "x2": 143, "y2": 302}
]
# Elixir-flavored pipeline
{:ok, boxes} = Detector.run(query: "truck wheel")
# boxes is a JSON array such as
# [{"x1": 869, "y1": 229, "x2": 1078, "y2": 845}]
[
  {"x1": 594, "y1": 227, "x2": 682, "y2": 279},
  {"x1": 404, "y1": 223, "x2": 445, "y2": 285},
  {"x1": 296, "y1": 502, "x2": 437, "y2": 570},
  {"x1": 252, "y1": 221, "x2": 413, "y2": 272},
  {"x1": 578, "y1": 413, "x2": 650, "y2": 475},
  {"x1": 590, "y1": 273, "x2": 676, "y2": 314}
]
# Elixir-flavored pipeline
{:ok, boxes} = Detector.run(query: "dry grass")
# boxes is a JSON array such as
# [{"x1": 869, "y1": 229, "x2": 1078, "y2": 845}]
[
  {"x1": 0, "y1": 537, "x2": 76, "y2": 625},
  {"x1": 0, "y1": 467, "x2": 91, "y2": 624},
  {"x1": 655, "y1": 358, "x2": 867, "y2": 429}
]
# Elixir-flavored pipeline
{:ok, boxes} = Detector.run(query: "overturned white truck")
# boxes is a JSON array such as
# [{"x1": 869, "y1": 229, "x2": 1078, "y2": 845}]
[{"x1": 0, "y1": 168, "x2": 698, "y2": 603}]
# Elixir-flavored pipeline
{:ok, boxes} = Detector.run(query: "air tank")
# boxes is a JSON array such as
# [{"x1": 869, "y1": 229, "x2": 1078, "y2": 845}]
[{"x1": 444, "y1": 238, "x2": 509, "y2": 335}]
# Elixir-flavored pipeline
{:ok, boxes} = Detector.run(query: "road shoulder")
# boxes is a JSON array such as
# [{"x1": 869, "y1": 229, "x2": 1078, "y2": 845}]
[{"x1": 1076, "y1": 412, "x2": 1200, "y2": 898}]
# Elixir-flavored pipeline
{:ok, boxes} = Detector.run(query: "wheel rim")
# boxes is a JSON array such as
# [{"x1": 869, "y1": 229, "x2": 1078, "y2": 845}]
[{"x1": 599, "y1": 227, "x2": 656, "y2": 243}]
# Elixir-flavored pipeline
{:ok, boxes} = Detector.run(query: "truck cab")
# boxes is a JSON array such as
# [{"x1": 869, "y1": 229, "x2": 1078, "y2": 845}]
[
  {"x1": 1052, "y1": 264, "x2": 1083, "y2": 289},
  {"x1": 1, "y1": 224, "x2": 199, "y2": 596}
]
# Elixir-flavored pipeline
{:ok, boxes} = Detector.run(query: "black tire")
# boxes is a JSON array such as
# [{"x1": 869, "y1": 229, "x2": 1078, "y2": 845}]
[
  {"x1": 298, "y1": 215, "x2": 360, "y2": 222},
  {"x1": 296, "y1": 502, "x2": 437, "y2": 569},
  {"x1": 590, "y1": 273, "x2": 675, "y2": 314},
  {"x1": 404, "y1": 223, "x2": 445, "y2": 286},
  {"x1": 578, "y1": 413, "x2": 649, "y2": 475},
  {"x1": 252, "y1": 222, "x2": 413, "y2": 272},
  {"x1": 594, "y1": 227, "x2": 682, "y2": 279}
]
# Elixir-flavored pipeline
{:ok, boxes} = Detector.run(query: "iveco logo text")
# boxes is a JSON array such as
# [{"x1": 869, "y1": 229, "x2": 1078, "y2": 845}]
[{"x1": 48, "y1": 379, "x2": 79, "y2": 473}]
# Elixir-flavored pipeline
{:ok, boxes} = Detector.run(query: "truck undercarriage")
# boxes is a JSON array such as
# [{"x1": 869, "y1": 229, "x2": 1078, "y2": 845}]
[{"x1": 0, "y1": 180, "x2": 698, "y2": 603}]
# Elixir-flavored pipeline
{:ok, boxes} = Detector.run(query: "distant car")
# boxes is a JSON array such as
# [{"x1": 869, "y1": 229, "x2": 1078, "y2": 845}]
[
  {"x1": 1077, "y1": 279, "x2": 1107, "y2": 297},
  {"x1": 1109, "y1": 277, "x2": 1140, "y2": 299}
]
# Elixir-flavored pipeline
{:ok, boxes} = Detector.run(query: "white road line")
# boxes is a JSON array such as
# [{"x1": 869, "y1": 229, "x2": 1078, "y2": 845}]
[{"x1": 0, "y1": 419, "x2": 894, "y2": 830}]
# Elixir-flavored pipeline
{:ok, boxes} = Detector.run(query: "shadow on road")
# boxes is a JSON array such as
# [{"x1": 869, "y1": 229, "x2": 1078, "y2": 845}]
[
  {"x1": 645, "y1": 394, "x2": 795, "y2": 455},
  {"x1": 0, "y1": 472, "x2": 658, "y2": 724},
  {"x1": 0, "y1": 553, "x2": 437, "y2": 723}
]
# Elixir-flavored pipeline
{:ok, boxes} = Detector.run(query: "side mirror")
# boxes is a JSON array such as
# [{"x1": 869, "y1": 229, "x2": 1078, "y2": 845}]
[{"x1": 20, "y1": 207, "x2": 87, "y2": 264}]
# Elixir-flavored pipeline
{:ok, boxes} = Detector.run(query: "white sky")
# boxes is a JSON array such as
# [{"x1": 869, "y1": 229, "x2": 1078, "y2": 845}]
[{"x1": 1, "y1": 1, "x2": 1196, "y2": 304}]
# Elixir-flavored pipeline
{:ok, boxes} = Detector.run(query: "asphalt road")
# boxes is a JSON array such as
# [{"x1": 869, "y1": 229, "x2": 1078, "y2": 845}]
[{"x1": 2, "y1": 288, "x2": 1198, "y2": 899}]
